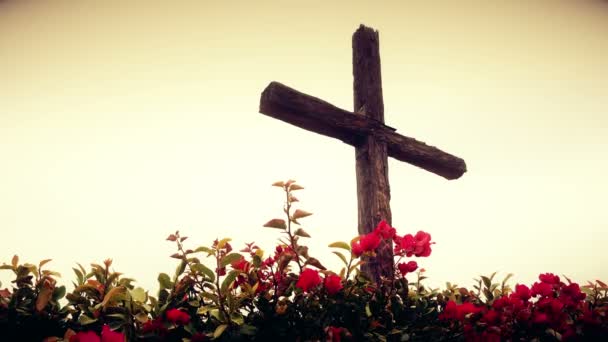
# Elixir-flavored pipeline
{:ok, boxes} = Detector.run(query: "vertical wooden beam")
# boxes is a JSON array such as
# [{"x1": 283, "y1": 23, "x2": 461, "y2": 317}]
[{"x1": 353, "y1": 25, "x2": 394, "y2": 282}]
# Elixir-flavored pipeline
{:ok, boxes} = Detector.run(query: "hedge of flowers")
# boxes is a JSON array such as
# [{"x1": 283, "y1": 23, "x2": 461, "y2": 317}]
[{"x1": 1, "y1": 180, "x2": 608, "y2": 341}]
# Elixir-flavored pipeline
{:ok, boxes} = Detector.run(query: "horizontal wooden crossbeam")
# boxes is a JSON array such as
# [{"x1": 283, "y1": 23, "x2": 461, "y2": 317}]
[{"x1": 259, "y1": 81, "x2": 467, "y2": 180}]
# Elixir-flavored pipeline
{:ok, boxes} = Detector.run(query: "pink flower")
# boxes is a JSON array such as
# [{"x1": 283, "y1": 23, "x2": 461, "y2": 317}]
[
  {"x1": 296, "y1": 268, "x2": 322, "y2": 292},
  {"x1": 397, "y1": 261, "x2": 418, "y2": 276},
  {"x1": 324, "y1": 274, "x2": 343, "y2": 295},
  {"x1": 373, "y1": 220, "x2": 396, "y2": 239},
  {"x1": 166, "y1": 308, "x2": 190, "y2": 325}
]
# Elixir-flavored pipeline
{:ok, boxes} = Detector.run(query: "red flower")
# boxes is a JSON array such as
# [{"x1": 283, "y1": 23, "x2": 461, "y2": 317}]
[
  {"x1": 439, "y1": 301, "x2": 481, "y2": 321},
  {"x1": 324, "y1": 274, "x2": 343, "y2": 295},
  {"x1": 373, "y1": 220, "x2": 396, "y2": 239},
  {"x1": 166, "y1": 308, "x2": 190, "y2": 325},
  {"x1": 559, "y1": 283, "x2": 586, "y2": 307},
  {"x1": 397, "y1": 261, "x2": 418, "y2": 276},
  {"x1": 396, "y1": 231, "x2": 433, "y2": 257},
  {"x1": 296, "y1": 268, "x2": 322, "y2": 292},
  {"x1": 351, "y1": 240, "x2": 364, "y2": 257},
  {"x1": 231, "y1": 257, "x2": 250, "y2": 272},
  {"x1": 70, "y1": 331, "x2": 100, "y2": 342},
  {"x1": 531, "y1": 281, "x2": 553, "y2": 298},
  {"x1": 101, "y1": 325, "x2": 125, "y2": 342},
  {"x1": 191, "y1": 333, "x2": 208, "y2": 342},
  {"x1": 326, "y1": 326, "x2": 343, "y2": 342},
  {"x1": 360, "y1": 233, "x2": 381, "y2": 252},
  {"x1": 141, "y1": 318, "x2": 165, "y2": 334},
  {"x1": 70, "y1": 326, "x2": 124, "y2": 342},
  {"x1": 481, "y1": 309, "x2": 501, "y2": 325},
  {"x1": 539, "y1": 273, "x2": 560, "y2": 285},
  {"x1": 513, "y1": 284, "x2": 531, "y2": 301}
]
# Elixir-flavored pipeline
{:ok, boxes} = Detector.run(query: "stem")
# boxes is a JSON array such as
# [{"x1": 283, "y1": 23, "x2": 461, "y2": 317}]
[
  {"x1": 285, "y1": 186, "x2": 303, "y2": 272},
  {"x1": 215, "y1": 253, "x2": 230, "y2": 324}
]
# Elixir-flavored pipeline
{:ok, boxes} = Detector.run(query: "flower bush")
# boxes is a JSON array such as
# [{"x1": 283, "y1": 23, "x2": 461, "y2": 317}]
[{"x1": 0, "y1": 180, "x2": 607, "y2": 341}]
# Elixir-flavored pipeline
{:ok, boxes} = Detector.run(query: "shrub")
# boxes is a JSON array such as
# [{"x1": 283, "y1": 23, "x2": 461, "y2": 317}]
[{"x1": 1, "y1": 180, "x2": 607, "y2": 341}]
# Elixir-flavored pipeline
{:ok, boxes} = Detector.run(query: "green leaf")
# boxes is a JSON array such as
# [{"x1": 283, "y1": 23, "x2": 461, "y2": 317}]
[
  {"x1": 263, "y1": 218, "x2": 286, "y2": 230},
  {"x1": 294, "y1": 228, "x2": 311, "y2": 238},
  {"x1": 328, "y1": 241, "x2": 351, "y2": 252},
  {"x1": 158, "y1": 273, "x2": 172, "y2": 290},
  {"x1": 220, "y1": 253, "x2": 243, "y2": 268},
  {"x1": 221, "y1": 270, "x2": 239, "y2": 294},
  {"x1": 332, "y1": 251, "x2": 348, "y2": 266},
  {"x1": 79, "y1": 314, "x2": 98, "y2": 325},
  {"x1": 502, "y1": 273, "x2": 514, "y2": 286},
  {"x1": 201, "y1": 292, "x2": 219, "y2": 304},
  {"x1": 231, "y1": 313, "x2": 244, "y2": 325},
  {"x1": 217, "y1": 238, "x2": 231, "y2": 250},
  {"x1": 174, "y1": 260, "x2": 187, "y2": 279},
  {"x1": 38, "y1": 259, "x2": 52, "y2": 269},
  {"x1": 481, "y1": 276, "x2": 492, "y2": 289},
  {"x1": 52, "y1": 286, "x2": 66, "y2": 301},
  {"x1": 73, "y1": 267, "x2": 84, "y2": 285},
  {"x1": 130, "y1": 287, "x2": 146, "y2": 303},
  {"x1": 195, "y1": 246, "x2": 215, "y2": 255},
  {"x1": 214, "y1": 324, "x2": 229, "y2": 338},
  {"x1": 191, "y1": 263, "x2": 216, "y2": 282}
]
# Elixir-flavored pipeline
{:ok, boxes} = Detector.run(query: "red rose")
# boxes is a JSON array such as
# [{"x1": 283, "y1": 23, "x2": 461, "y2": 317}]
[
  {"x1": 296, "y1": 268, "x2": 322, "y2": 292},
  {"x1": 166, "y1": 308, "x2": 190, "y2": 325},
  {"x1": 373, "y1": 220, "x2": 396, "y2": 239},
  {"x1": 324, "y1": 274, "x2": 343, "y2": 295},
  {"x1": 397, "y1": 261, "x2": 418, "y2": 276}
]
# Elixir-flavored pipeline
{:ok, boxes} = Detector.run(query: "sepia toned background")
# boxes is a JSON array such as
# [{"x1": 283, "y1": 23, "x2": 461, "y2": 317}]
[{"x1": 1, "y1": 0, "x2": 607, "y2": 293}]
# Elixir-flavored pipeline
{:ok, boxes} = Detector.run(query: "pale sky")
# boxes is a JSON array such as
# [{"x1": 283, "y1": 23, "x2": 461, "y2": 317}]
[{"x1": 1, "y1": 0, "x2": 607, "y2": 293}]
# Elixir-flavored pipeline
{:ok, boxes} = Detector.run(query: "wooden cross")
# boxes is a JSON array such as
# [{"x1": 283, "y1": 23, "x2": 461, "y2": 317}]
[{"x1": 258, "y1": 24, "x2": 466, "y2": 283}]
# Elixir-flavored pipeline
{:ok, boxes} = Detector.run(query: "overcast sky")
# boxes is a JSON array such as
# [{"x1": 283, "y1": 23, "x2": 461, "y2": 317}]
[{"x1": 1, "y1": 0, "x2": 607, "y2": 292}]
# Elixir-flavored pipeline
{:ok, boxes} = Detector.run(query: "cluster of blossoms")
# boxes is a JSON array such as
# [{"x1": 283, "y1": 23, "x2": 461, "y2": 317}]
[
  {"x1": 439, "y1": 273, "x2": 603, "y2": 341},
  {"x1": 350, "y1": 220, "x2": 433, "y2": 278}
]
